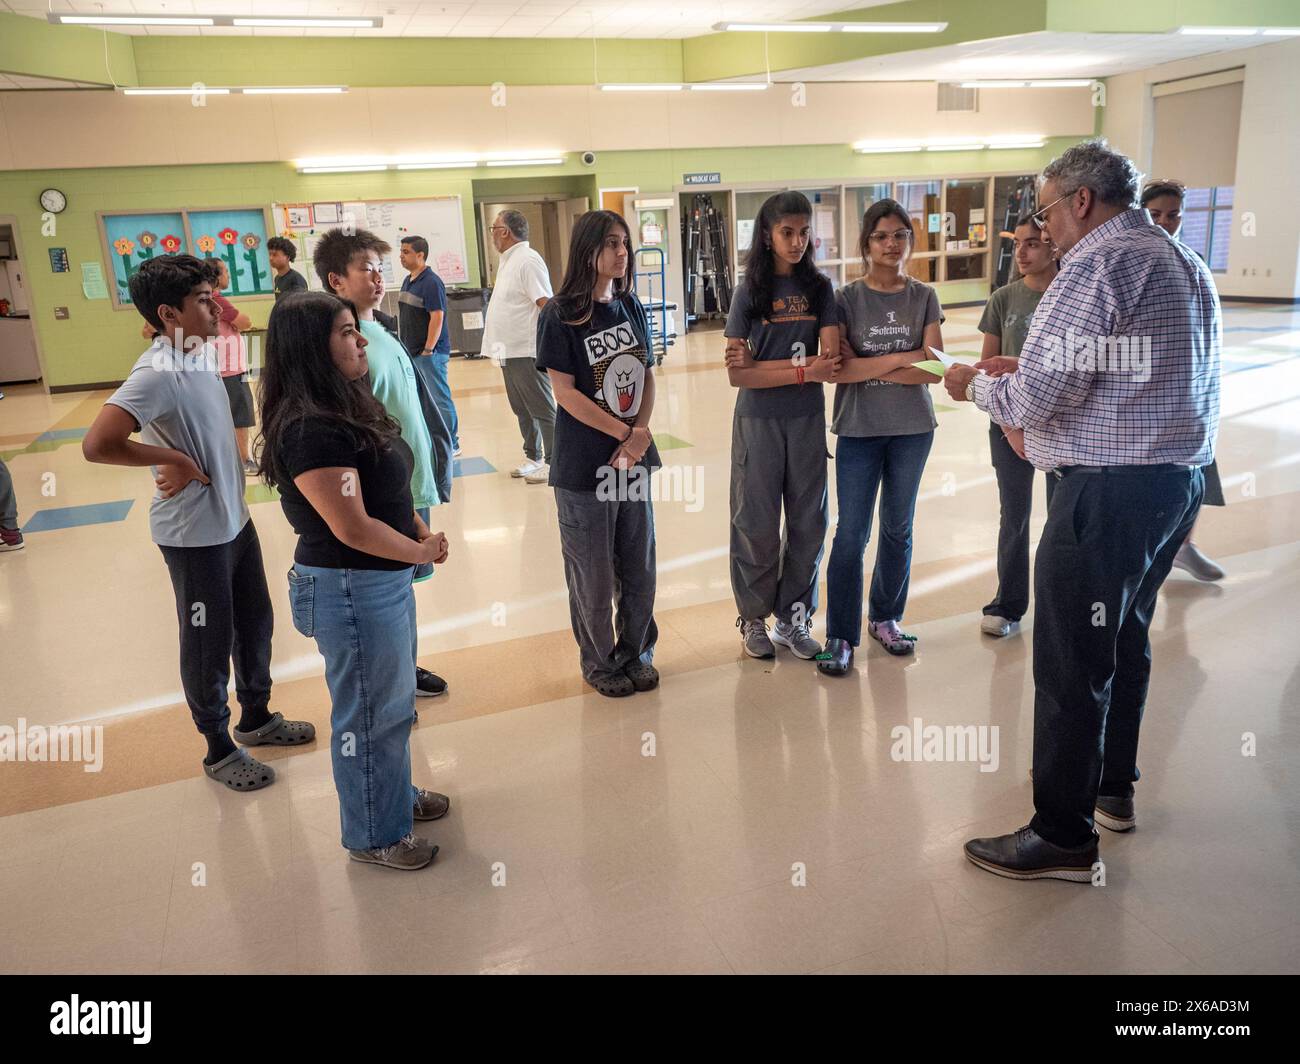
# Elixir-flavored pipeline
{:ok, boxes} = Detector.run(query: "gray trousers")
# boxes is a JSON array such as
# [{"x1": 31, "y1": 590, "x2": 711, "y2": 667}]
[
  {"x1": 555, "y1": 487, "x2": 657, "y2": 683},
  {"x1": 0, "y1": 457, "x2": 16, "y2": 527},
  {"x1": 502, "y1": 358, "x2": 557, "y2": 463},
  {"x1": 729, "y1": 411, "x2": 829, "y2": 625}
]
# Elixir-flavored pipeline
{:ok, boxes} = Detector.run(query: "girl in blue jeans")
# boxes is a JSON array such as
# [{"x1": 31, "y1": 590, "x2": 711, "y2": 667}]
[
  {"x1": 817, "y1": 198, "x2": 944, "y2": 677},
  {"x1": 258, "y1": 291, "x2": 452, "y2": 870}
]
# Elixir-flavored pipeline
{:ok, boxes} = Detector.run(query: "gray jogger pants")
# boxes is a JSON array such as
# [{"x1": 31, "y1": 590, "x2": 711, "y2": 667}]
[{"x1": 502, "y1": 358, "x2": 557, "y2": 463}]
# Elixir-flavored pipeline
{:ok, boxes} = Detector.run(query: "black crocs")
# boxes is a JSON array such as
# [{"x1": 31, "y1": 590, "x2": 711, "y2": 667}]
[{"x1": 815, "y1": 637, "x2": 854, "y2": 677}]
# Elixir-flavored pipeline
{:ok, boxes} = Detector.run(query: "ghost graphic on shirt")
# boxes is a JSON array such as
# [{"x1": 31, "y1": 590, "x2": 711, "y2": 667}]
[{"x1": 596, "y1": 352, "x2": 646, "y2": 420}]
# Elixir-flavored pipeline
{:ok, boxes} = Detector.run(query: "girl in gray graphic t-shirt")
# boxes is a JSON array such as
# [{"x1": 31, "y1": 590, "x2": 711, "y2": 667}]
[{"x1": 817, "y1": 198, "x2": 944, "y2": 677}]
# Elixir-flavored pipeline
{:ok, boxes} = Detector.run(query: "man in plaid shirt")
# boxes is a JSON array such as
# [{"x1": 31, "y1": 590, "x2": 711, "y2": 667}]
[{"x1": 945, "y1": 139, "x2": 1220, "y2": 882}]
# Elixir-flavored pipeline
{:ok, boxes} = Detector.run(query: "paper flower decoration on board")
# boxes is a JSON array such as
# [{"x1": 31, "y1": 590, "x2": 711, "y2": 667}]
[
  {"x1": 218, "y1": 227, "x2": 239, "y2": 246},
  {"x1": 138, "y1": 231, "x2": 157, "y2": 249},
  {"x1": 196, "y1": 235, "x2": 216, "y2": 254},
  {"x1": 160, "y1": 234, "x2": 182, "y2": 253},
  {"x1": 113, "y1": 237, "x2": 135, "y2": 256},
  {"x1": 241, "y1": 233, "x2": 261, "y2": 250}
]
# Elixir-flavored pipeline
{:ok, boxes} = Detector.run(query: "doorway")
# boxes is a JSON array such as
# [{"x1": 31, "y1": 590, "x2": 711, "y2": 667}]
[{"x1": 0, "y1": 216, "x2": 44, "y2": 386}]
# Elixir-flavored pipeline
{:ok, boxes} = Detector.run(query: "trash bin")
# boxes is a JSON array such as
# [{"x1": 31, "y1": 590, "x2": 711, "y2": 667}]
[{"x1": 446, "y1": 287, "x2": 489, "y2": 357}]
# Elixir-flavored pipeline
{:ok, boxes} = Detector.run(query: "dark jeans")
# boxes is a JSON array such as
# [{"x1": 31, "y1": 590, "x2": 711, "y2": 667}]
[
  {"x1": 555, "y1": 487, "x2": 657, "y2": 684},
  {"x1": 1030, "y1": 464, "x2": 1203, "y2": 848},
  {"x1": 826, "y1": 430, "x2": 933, "y2": 646},
  {"x1": 984, "y1": 423, "x2": 1056, "y2": 622},
  {"x1": 158, "y1": 519, "x2": 273, "y2": 737},
  {"x1": 413, "y1": 351, "x2": 460, "y2": 452}
]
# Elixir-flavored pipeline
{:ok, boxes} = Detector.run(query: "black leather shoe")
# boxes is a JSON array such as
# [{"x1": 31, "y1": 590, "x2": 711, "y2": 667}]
[
  {"x1": 416, "y1": 667, "x2": 448, "y2": 698},
  {"x1": 964, "y1": 824, "x2": 1098, "y2": 882},
  {"x1": 815, "y1": 637, "x2": 854, "y2": 677},
  {"x1": 1095, "y1": 795, "x2": 1136, "y2": 832}
]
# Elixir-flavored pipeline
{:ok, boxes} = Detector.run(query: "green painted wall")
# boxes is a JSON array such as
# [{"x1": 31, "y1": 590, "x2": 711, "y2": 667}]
[
  {"x1": 0, "y1": 11, "x2": 137, "y2": 86},
  {"x1": 131, "y1": 36, "x2": 682, "y2": 88},
  {"x1": 0, "y1": 138, "x2": 1076, "y2": 389}
]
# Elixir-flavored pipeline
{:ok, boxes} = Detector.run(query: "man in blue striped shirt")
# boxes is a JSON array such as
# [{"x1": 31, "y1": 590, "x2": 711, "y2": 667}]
[{"x1": 945, "y1": 139, "x2": 1220, "y2": 882}]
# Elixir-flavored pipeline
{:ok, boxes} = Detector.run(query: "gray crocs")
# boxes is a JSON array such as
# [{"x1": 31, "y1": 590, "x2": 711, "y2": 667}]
[
  {"x1": 233, "y1": 711, "x2": 316, "y2": 747},
  {"x1": 203, "y1": 748, "x2": 276, "y2": 791}
]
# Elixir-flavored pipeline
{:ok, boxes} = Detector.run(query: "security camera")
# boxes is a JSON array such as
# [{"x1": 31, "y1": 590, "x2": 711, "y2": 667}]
[{"x1": 580, "y1": 151, "x2": 597, "y2": 166}]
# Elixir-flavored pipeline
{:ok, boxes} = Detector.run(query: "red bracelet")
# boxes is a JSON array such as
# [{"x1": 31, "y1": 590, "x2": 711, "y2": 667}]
[{"x1": 796, "y1": 365, "x2": 805, "y2": 386}]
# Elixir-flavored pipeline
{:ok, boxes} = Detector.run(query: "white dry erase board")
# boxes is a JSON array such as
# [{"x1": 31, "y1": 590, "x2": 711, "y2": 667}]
[{"x1": 272, "y1": 196, "x2": 470, "y2": 291}]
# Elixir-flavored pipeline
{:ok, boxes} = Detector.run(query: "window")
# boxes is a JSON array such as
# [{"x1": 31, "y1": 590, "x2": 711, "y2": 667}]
[
  {"x1": 1180, "y1": 186, "x2": 1232, "y2": 272},
  {"x1": 897, "y1": 181, "x2": 942, "y2": 253},
  {"x1": 799, "y1": 187, "x2": 841, "y2": 262}
]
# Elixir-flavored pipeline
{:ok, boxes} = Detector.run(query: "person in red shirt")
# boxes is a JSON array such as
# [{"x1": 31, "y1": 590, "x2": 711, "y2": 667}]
[{"x1": 204, "y1": 258, "x2": 256, "y2": 474}]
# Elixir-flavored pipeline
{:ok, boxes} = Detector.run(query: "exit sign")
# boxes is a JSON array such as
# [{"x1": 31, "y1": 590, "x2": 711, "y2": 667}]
[{"x1": 683, "y1": 172, "x2": 721, "y2": 185}]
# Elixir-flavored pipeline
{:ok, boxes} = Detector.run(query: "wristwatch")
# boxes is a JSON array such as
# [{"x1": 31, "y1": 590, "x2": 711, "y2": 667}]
[{"x1": 965, "y1": 378, "x2": 977, "y2": 403}]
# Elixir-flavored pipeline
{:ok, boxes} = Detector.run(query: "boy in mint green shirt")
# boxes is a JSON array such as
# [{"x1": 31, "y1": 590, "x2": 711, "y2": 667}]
[{"x1": 314, "y1": 227, "x2": 451, "y2": 698}]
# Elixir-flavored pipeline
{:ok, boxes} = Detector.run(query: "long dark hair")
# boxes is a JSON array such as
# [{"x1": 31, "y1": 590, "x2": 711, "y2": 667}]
[
  {"x1": 742, "y1": 191, "x2": 831, "y2": 320},
  {"x1": 552, "y1": 210, "x2": 636, "y2": 326},
  {"x1": 857, "y1": 197, "x2": 914, "y2": 269},
  {"x1": 256, "y1": 291, "x2": 401, "y2": 488}
]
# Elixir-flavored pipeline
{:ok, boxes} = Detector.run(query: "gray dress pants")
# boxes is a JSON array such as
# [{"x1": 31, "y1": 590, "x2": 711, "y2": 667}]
[{"x1": 502, "y1": 358, "x2": 557, "y2": 463}]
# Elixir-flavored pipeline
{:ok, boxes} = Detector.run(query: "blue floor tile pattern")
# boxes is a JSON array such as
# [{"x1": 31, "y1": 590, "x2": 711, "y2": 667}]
[{"x1": 23, "y1": 500, "x2": 134, "y2": 533}]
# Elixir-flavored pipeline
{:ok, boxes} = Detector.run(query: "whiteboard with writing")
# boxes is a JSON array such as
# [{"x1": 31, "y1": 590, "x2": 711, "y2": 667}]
[{"x1": 272, "y1": 196, "x2": 470, "y2": 292}]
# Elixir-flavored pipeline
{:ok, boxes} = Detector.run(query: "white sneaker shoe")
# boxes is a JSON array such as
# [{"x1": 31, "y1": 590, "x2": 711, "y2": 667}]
[
  {"x1": 1173, "y1": 541, "x2": 1225, "y2": 581},
  {"x1": 980, "y1": 614, "x2": 1017, "y2": 637},
  {"x1": 524, "y1": 462, "x2": 550, "y2": 484},
  {"x1": 511, "y1": 459, "x2": 543, "y2": 478}
]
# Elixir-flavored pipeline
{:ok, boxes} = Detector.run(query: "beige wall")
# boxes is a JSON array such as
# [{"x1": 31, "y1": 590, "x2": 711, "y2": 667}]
[
  {"x1": 1102, "y1": 37, "x2": 1300, "y2": 301},
  {"x1": 0, "y1": 81, "x2": 1096, "y2": 171}
]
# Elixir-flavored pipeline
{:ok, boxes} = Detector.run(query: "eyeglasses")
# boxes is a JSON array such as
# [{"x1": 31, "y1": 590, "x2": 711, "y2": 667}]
[
  {"x1": 868, "y1": 229, "x2": 912, "y2": 244},
  {"x1": 488, "y1": 226, "x2": 509, "y2": 234},
  {"x1": 1031, "y1": 188, "x2": 1077, "y2": 228}
]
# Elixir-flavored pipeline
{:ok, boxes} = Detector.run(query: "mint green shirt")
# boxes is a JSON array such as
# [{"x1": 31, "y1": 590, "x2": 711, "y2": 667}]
[{"x1": 359, "y1": 318, "x2": 438, "y2": 509}]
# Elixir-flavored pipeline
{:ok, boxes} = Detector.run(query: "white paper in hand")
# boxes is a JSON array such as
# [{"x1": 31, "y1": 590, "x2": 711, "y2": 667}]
[{"x1": 928, "y1": 346, "x2": 961, "y2": 368}]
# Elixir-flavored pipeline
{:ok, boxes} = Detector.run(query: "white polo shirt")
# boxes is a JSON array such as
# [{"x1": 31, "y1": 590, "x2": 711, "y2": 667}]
[{"x1": 482, "y1": 241, "x2": 553, "y2": 366}]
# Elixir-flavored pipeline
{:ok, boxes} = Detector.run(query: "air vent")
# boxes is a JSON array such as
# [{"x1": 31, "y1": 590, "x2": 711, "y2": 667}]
[{"x1": 938, "y1": 83, "x2": 978, "y2": 112}]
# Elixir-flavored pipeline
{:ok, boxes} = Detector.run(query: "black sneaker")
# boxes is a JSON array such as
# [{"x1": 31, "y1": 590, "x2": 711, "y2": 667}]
[
  {"x1": 415, "y1": 667, "x2": 448, "y2": 698},
  {"x1": 964, "y1": 824, "x2": 1098, "y2": 883},
  {"x1": 1094, "y1": 795, "x2": 1136, "y2": 832},
  {"x1": 815, "y1": 637, "x2": 854, "y2": 677}
]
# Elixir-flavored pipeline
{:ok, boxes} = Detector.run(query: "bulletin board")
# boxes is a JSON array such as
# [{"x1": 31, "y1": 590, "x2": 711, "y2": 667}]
[
  {"x1": 97, "y1": 204, "x2": 275, "y2": 310},
  {"x1": 186, "y1": 207, "x2": 275, "y2": 297},
  {"x1": 97, "y1": 210, "x2": 189, "y2": 308},
  {"x1": 272, "y1": 196, "x2": 470, "y2": 291}
]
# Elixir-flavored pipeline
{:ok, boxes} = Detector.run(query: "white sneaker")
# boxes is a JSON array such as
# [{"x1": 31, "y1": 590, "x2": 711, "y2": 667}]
[
  {"x1": 1173, "y1": 541, "x2": 1225, "y2": 581},
  {"x1": 511, "y1": 459, "x2": 543, "y2": 478},
  {"x1": 980, "y1": 614, "x2": 1017, "y2": 637},
  {"x1": 524, "y1": 462, "x2": 550, "y2": 484}
]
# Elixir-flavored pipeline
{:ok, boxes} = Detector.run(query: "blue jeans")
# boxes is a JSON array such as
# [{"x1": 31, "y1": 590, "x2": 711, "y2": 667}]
[
  {"x1": 414, "y1": 351, "x2": 459, "y2": 452},
  {"x1": 826, "y1": 431, "x2": 934, "y2": 645},
  {"x1": 287, "y1": 563, "x2": 419, "y2": 851}
]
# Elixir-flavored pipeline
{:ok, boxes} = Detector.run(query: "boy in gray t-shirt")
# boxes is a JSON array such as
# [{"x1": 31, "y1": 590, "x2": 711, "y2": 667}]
[{"x1": 83, "y1": 255, "x2": 313, "y2": 790}]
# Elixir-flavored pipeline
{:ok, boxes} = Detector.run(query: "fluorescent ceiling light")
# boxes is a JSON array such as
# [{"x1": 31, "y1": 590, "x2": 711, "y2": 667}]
[
  {"x1": 960, "y1": 79, "x2": 1093, "y2": 88},
  {"x1": 485, "y1": 157, "x2": 565, "y2": 167},
  {"x1": 53, "y1": 15, "x2": 214, "y2": 25},
  {"x1": 396, "y1": 162, "x2": 478, "y2": 170},
  {"x1": 714, "y1": 20, "x2": 944, "y2": 33},
  {"x1": 233, "y1": 18, "x2": 380, "y2": 28},
  {"x1": 241, "y1": 86, "x2": 347, "y2": 94},
  {"x1": 600, "y1": 84, "x2": 684, "y2": 91},
  {"x1": 690, "y1": 83, "x2": 769, "y2": 92},
  {"x1": 840, "y1": 22, "x2": 947, "y2": 33},
  {"x1": 122, "y1": 87, "x2": 231, "y2": 96},
  {"x1": 1262, "y1": 27, "x2": 1300, "y2": 35},
  {"x1": 1177, "y1": 26, "x2": 1259, "y2": 36},
  {"x1": 926, "y1": 143, "x2": 985, "y2": 152},
  {"x1": 853, "y1": 141, "x2": 924, "y2": 154},
  {"x1": 717, "y1": 22, "x2": 833, "y2": 33},
  {"x1": 300, "y1": 164, "x2": 389, "y2": 174},
  {"x1": 50, "y1": 13, "x2": 381, "y2": 28}
]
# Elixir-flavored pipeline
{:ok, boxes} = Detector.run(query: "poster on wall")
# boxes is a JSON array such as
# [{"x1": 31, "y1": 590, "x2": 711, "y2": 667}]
[
  {"x1": 98, "y1": 211, "x2": 189, "y2": 306},
  {"x1": 187, "y1": 207, "x2": 274, "y2": 296}
]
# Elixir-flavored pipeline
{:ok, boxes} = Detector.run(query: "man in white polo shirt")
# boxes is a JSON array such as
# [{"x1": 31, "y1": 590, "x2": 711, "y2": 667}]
[{"x1": 483, "y1": 209, "x2": 555, "y2": 484}]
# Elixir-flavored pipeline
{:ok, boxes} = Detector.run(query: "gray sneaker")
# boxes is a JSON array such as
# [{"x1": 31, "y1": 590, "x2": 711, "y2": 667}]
[
  {"x1": 348, "y1": 832, "x2": 438, "y2": 870},
  {"x1": 737, "y1": 617, "x2": 775, "y2": 659},
  {"x1": 1173, "y1": 541, "x2": 1225, "y2": 581},
  {"x1": 772, "y1": 620, "x2": 821, "y2": 659}
]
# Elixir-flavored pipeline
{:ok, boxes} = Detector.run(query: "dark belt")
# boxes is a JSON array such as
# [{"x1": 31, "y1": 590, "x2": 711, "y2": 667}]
[{"x1": 1053, "y1": 462, "x2": 1196, "y2": 479}]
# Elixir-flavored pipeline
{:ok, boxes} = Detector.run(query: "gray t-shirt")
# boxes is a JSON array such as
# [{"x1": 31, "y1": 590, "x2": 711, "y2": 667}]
[
  {"x1": 107, "y1": 341, "x2": 249, "y2": 548},
  {"x1": 725, "y1": 275, "x2": 837, "y2": 418},
  {"x1": 832, "y1": 277, "x2": 942, "y2": 437},
  {"x1": 978, "y1": 278, "x2": 1046, "y2": 362}
]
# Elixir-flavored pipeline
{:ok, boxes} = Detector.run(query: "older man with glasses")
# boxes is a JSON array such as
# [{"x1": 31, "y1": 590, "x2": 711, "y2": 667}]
[
  {"x1": 943, "y1": 138, "x2": 1221, "y2": 882},
  {"x1": 483, "y1": 209, "x2": 556, "y2": 484}
]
